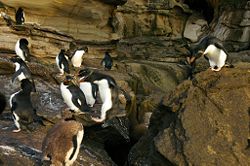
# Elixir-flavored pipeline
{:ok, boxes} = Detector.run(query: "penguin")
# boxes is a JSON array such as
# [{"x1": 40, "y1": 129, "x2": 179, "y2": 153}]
[
  {"x1": 78, "y1": 68, "x2": 118, "y2": 122},
  {"x1": 9, "y1": 79, "x2": 42, "y2": 132},
  {"x1": 15, "y1": 7, "x2": 25, "y2": 25},
  {"x1": 189, "y1": 36, "x2": 229, "y2": 71},
  {"x1": 41, "y1": 119, "x2": 84, "y2": 166},
  {"x1": 56, "y1": 49, "x2": 70, "y2": 75},
  {"x1": 79, "y1": 80, "x2": 98, "y2": 108},
  {"x1": 70, "y1": 46, "x2": 88, "y2": 68},
  {"x1": 101, "y1": 52, "x2": 113, "y2": 70},
  {"x1": 0, "y1": 92, "x2": 6, "y2": 114},
  {"x1": 11, "y1": 56, "x2": 31, "y2": 82},
  {"x1": 15, "y1": 38, "x2": 30, "y2": 62},
  {"x1": 10, "y1": 57, "x2": 36, "y2": 91},
  {"x1": 60, "y1": 75, "x2": 90, "y2": 113}
]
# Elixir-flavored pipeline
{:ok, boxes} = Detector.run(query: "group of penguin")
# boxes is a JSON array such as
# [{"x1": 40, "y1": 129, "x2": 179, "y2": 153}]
[
  {"x1": 9, "y1": 37, "x2": 115, "y2": 165},
  {"x1": 1, "y1": 6, "x2": 234, "y2": 166}
]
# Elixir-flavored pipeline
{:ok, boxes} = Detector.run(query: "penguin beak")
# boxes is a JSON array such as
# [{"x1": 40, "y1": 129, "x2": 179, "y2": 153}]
[{"x1": 79, "y1": 76, "x2": 85, "y2": 82}]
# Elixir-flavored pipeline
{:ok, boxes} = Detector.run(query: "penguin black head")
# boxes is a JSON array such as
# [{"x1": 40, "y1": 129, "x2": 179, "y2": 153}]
[
  {"x1": 10, "y1": 56, "x2": 25, "y2": 64},
  {"x1": 21, "y1": 79, "x2": 35, "y2": 92},
  {"x1": 60, "y1": 49, "x2": 65, "y2": 53},
  {"x1": 78, "y1": 68, "x2": 92, "y2": 79},
  {"x1": 19, "y1": 38, "x2": 29, "y2": 46},
  {"x1": 80, "y1": 46, "x2": 88, "y2": 53},
  {"x1": 17, "y1": 7, "x2": 23, "y2": 13}
]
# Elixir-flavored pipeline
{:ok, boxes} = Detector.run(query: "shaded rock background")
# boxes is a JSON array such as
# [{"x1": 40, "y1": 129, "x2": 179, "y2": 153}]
[{"x1": 0, "y1": 0, "x2": 249, "y2": 165}]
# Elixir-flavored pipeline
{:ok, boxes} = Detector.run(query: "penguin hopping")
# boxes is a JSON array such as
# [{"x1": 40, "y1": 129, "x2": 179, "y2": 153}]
[
  {"x1": 189, "y1": 36, "x2": 229, "y2": 71},
  {"x1": 79, "y1": 81, "x2": 98, "y2": 107},
  {"x1": 60, "y1": 76, "x2": 90, "y2": 113},
  {"x1": 41, "y1": 119, "x2": 84, "y2": 166},
  {"x1": 78, "y1": 68, "x2": 117, "y2": 122},
  {"x1": 101, "y1": 52, "x2": 113, "y2": 70},
  {"x1": 70, "y1": 46, "x2": 88, "y2": 68},
  {"x1": 9, "y1": 79, "x2": 41, "y2": 132},
  {"x1": 15, "y1": 38, "x2": 30, "y2": 62},
  {"x1": 56, "y1": 49, "x2": 70, "y2": 75},
  {"x1": 15, "y1": 7, "x2": 25, "y2": 25}
]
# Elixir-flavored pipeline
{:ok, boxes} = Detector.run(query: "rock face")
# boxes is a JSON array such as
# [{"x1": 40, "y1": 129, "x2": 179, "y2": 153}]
[
  {"x1": 0, "y1": 0, "x2": 250, "y2": 165},
  {"x1": 129, "y1": 63, "x2": 250, "y2": 165},
  {"x1": 211, "y1": 0, "x2": 250, "y2": 51}
]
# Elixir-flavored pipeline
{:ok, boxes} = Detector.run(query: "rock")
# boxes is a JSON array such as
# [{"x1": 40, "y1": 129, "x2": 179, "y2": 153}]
[
  {"x1": 129, "y1": 63, "x2": 250, "y2": 165},
  {"x1": 1, "y1": 0, "x2": 116, "y2": 42},
  {"x1": 184, "y1": 14, "x2": 208, "y2": 42},
  {"x1": 211, "y1": 2, "x2": 250, "y2": 51},
  {"x1": 124, "y1": 60, "x2": 190, "y2": 94},
  {"x1": 100, "y1": 0, "x2": 127, "y2": 6}
]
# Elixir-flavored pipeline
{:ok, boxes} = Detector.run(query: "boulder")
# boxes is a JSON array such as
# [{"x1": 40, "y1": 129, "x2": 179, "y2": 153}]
[
  {"x1": 129, "y1": 62, "x2": 250, "y2": 165},
  {"x1": 184, "y1": 14, "x2": 208, "y2": 42}
]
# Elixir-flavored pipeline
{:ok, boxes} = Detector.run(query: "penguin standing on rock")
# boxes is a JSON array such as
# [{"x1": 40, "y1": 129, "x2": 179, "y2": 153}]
[
  {"x1": 56, "y1": 49, "x2": 70, "y2": 75},
  {"x1": 15, "y1": 38, "x2": 30, "y2": 62},
  {"x1": 60, "y1": 75, "x2": 90, "y2": 113},
  {"x1": 78, "y1": 68, "x2": 119, "y2": 122},
  {"x1": 189, "y1": 36, "x2": 231, "y2": 71},
  {"x1": 15, "y1": 7, "x2": 25, "y2": 25},
  {"x1": 41, "y1": 119, "x2": 84, "y2": 166},
  {"x1": 10, "y1": 57, "x2": 36, "y2": 91},
  {"x1": 70, "y1": 46, "x2": 88, "y2": 68},
  {"x1": 9, "y1": 79, "x2": 42, "y2": 132},
  {"x1": 101, "y1": 52, "x2": 113, "y2": 70}
]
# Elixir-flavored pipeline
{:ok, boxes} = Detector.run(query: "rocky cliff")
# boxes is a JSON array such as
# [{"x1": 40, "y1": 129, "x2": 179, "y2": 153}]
[{"x1": 0, "y1": 0, "x2": 249, "y2": 165}]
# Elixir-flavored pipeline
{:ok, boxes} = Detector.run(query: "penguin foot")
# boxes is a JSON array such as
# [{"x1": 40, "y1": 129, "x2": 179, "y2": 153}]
[
  {"x1": 91, "y1": 117, "x2": 105, "y2": 123},
  {"x1": 211, "y1": 67, "x2": 222, "y2": 72},
  {"x1": 12, "y1": 128, "x2": 21, "y2": 133}
]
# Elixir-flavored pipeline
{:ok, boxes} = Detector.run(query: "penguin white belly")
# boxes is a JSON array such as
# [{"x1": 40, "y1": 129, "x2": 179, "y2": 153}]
[
  {"x1": 15, "y1": 41, "x2": 25, "y2": 61},
  {"x1": 64, "y1": 128, "x2": 84, "y2": 166},
  {"x1": 204, "y1": 45, "x2": 220, "y2": 68},
  {"x1": 71, "y1": 50, "x2": 85, "y2": 68},
  {"x1": 60, "y1": 84, "x2": 79, "y2": 111},
  {"x1": 56, "y1": 55, "x2": 59, "y2": 69},
  {"x1": 17, "y1": 72, "x2": 26, "y2": 81},
  {"x1": 56, "y1": 56, "x2": 65, "y2": 74},
  {"x1": 217, "y1": 50, "x2": 227, "y2": 68},
  {"x1": 94, "y1": 79, "x2": 112, "y2": 121},
  {"x1": 79, "y1": 82, "x2": 96, "y2": 107},
  {"x1": 9, "y1": 91, "x2": 20, "y2": 107}
]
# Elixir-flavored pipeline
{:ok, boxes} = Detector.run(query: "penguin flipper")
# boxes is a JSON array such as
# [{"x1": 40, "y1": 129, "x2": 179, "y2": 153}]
[
  {"x1": 72, "y1": 96, "x2": 88, "y2": 112},
  {"x1": 64, "y1": 62, "x2": 70, "y2": 74},
  {"x1": 12, "y1": 70, "x2": 22, "y2": 83},
  {"x1": 69, "y1": 135, "x2": 78, "y2": 160}
]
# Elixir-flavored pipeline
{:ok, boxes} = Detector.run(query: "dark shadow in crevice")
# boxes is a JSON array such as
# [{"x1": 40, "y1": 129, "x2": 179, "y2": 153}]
[{"x1": 184, "y1": 0, "x2": 214, "y2": 23}]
